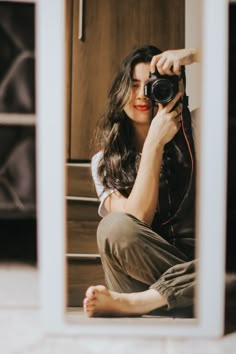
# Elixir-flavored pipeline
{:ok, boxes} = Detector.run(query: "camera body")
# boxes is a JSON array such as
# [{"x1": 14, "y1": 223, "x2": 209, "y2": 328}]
[{"x1": 144, "y1": 71, "x2": 179, "y2": 105}]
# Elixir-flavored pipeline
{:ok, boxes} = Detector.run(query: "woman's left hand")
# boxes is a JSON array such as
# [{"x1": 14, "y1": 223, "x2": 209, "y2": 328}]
[{"x1": 146, "y1": 91, "x2": 183, "y2": 148}]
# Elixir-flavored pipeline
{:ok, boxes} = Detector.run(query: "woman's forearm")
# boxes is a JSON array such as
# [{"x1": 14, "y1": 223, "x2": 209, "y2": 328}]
[
  {"x1": 121, "y1": 94, "x2": 182, "y2": 225},
  {"x1": 123, "y1": 139, "x2": 164, "y2": 225}
]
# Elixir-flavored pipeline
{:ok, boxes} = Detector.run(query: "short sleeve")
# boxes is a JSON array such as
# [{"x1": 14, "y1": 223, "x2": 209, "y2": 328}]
[{"x1": 91, "y1": 151, "x2": 115, "y2": 217}]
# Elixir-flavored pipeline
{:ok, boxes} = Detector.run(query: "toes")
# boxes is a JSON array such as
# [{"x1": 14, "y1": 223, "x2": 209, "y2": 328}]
[
  {"x1": 83, "y1": 297, "x2": 96, "y2": 317},
  {"x1": 83, "y1": 297, "x2": 95, "y2": 310},
  {"x1": 84, "y1": 285, "x2": 110, "y2": 318},
  {"x1": 83, "y1": 297, "x2": 88, "y2": 307},
  {"x1": 86, "y1": 286, "x2": 96, "y2": 298},
  {"x1": 94, "y1": 285, "x2": 107, "y2": 292}
]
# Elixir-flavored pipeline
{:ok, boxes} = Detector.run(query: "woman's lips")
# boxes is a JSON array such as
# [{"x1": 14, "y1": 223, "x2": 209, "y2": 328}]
[{"x1": 134, "y1": 105, "x2": 151, "y2": 112}]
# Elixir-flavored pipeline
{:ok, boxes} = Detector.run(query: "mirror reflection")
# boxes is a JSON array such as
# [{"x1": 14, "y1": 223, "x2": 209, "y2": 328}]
[{"x1": 65, "y1": 0, "x2": 200, "y2": 321}]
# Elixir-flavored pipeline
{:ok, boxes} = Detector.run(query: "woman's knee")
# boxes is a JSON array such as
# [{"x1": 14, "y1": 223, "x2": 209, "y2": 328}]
[{"x1": 97, "y1": 212, "x2": 142, "y2": 253}]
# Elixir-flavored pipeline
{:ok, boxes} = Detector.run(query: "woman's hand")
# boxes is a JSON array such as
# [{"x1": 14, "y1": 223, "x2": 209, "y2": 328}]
[
  {"x1": 146, "y1": 92, "x2": 183, "y2": 148},
  {"x1": 150, "y1": 48, "x2": 199, "y2": 76}
]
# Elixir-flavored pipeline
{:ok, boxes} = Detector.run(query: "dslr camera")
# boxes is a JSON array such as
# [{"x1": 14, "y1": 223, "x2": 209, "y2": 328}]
[{"x1": 144, "y1": 71, "x2": 179, "y2": 105}]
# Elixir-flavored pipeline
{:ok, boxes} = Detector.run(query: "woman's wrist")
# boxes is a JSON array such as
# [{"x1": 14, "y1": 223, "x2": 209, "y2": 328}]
[
  {"x1": 143, "y1": 136, "x2": 165, "y2": 154},
  {"x1": 189, "y1": 48, "x2": 200, "y2": 63}
]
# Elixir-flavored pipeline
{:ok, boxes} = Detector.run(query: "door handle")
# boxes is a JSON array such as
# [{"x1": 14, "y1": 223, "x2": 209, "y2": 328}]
[{"x1": 78, "y1": 0, "x2": 84, "y2": 40}]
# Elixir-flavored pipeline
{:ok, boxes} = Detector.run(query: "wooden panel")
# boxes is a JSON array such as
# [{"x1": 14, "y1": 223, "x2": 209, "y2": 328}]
[
  {"x1": 65, "y1": 0, "x2": 73, "y2": 159},
  {"x1": 70, "y1": 0, "x2": 185, "y2": 160},
  {"x1": 67, "y1": 220, "x2": 99, "y2": 254},
  {"x1": 66, "y1": 164, "x2": 97, "y2": 198},
  {"x1": 66, "y1": 199, "x2": 100, "y2": 221},
  {"x1": 67, "y1": 258, "x2": 105, "y2": 306},
  {"x1": 66, "y1": 200, "x2": 101, "y2": 254}
]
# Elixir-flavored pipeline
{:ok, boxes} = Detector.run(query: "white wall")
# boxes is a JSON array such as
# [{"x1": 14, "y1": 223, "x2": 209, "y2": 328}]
[{"x1": 185, "y1": 0, "x2": 202, "y2": 111}]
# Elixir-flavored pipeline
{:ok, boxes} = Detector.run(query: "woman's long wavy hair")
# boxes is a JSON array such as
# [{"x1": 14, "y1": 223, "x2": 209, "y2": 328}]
[{"x1": 94, "y1": 45, "x2": 185, "y2": 198}]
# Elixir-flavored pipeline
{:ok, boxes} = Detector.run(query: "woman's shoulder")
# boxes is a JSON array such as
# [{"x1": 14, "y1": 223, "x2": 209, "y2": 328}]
[
  {"x1": 91, "y1": 151, "x2": 103, "y2": 168},
  {"x1": 92, "y1": 150, "x2": 103, "y2": 161}
]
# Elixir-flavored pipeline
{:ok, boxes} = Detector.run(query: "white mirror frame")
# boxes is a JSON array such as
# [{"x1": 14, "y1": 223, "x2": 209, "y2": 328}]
[{"x1": 37, "y1": 0, "x2": 228, "y2": 337}]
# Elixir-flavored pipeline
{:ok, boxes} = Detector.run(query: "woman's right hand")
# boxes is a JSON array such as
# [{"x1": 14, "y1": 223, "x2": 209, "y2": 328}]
[
  {"x1": 150, "y1": 48, "x2": 199, "y2": 76},
  {"x1": 146, "y1": 91, "x2": 183, "y2": 148}
]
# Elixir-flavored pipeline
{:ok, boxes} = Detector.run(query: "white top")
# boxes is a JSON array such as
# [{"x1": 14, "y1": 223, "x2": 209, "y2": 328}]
[{"x1": 91, "y1": 151, "x2": 116, "y2": 217}]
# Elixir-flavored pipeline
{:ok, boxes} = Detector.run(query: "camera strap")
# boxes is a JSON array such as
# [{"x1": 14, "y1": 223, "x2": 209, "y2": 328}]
[{"x1": 157, "y1": 97, "x2": 195, "y2": 226}]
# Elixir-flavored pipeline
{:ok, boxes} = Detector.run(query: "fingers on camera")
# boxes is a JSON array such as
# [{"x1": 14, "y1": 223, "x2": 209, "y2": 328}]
[{"x1": 173, "y1": 107, "x2": 182, "y2": 123}]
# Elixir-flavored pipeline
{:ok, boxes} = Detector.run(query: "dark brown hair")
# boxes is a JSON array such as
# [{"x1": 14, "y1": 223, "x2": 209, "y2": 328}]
[{"x1": 94, "y1": 46, "x2": 163, "y2": 197}]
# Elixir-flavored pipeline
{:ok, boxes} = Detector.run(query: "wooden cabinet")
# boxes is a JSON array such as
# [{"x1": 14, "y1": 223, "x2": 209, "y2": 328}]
[
  {"x1": 66, "y1": 164, "x2": 104, "y2": 307},
  {"x1": 66, "y1": 196, "x2": 105, "y2": 306},
  {"x1": 66, "y1": 0, "x2": 185, "y2": 307}
]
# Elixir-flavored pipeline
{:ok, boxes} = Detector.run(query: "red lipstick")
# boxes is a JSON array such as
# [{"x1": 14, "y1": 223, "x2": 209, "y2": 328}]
[{"x1": 134, "y1": 105, "x2": 150, "y2": 111}]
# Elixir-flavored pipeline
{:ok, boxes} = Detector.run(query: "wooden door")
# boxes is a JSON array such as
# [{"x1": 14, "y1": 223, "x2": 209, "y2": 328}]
[{"x1": 69, "y1": 0, "x2": 185, "y2": 160}]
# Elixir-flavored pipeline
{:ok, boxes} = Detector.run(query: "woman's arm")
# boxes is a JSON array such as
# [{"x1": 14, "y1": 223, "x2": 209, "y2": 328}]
[
  {"x1": 150, "y1": 48, "x2": 200, "y2": 76},
  {"x1": 104, "y1": 92, "x2": 183, "y2": 225}
]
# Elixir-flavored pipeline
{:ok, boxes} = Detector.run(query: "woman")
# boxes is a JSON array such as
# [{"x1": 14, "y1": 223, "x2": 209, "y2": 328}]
[{"x1": 83, "y1": 46, "x2": 199, "y2": 317}]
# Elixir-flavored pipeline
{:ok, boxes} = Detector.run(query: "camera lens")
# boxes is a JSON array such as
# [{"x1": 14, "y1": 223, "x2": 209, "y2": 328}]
[
  {"x1": 144, "y1": 73, "x2": 179, "y2": 105},
  {"x1": 152, "y1": 79, "x2": 174, "y2": 104}
]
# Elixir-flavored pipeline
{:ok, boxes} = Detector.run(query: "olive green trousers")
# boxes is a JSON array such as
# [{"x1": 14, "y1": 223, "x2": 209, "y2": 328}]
[{"x1": 97, "y1": 212, "x2": 197, "y2": 310}]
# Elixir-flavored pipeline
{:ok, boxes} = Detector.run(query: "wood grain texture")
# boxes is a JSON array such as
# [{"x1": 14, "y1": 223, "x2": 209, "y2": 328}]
[
  {"x1": 67, "y1": 199, "x2": 100, "y2": 221},
  {"x1": 65, "y1": 0, "x2": 73, "y2": 159},
  {"x1": 67, "y1": 220, "x2": 99, "y2": 253},
  {"x1": 66, "y1": 199, "x2": 101, "y2": 254},
  {"x1": 66, "y1": 164, "x2": 97, "y2": 197}
]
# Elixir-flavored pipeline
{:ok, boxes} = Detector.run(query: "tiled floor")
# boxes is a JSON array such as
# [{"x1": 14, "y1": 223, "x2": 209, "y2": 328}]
[{"x1": 1, "y1": 262, "x2": 236, "y2": 354}]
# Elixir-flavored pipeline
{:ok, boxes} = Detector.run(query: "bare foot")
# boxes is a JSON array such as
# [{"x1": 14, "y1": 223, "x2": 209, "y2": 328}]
[{"x1": 83, "y1": 285, "x2": 167, "y2": 318}]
